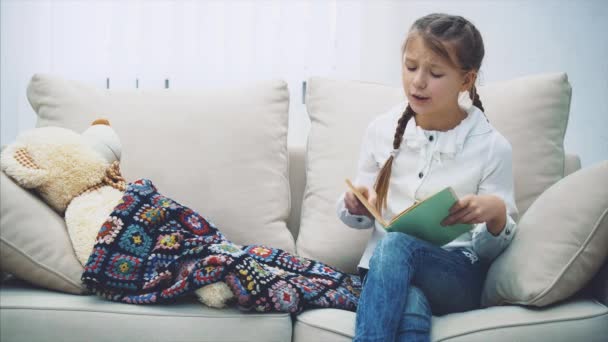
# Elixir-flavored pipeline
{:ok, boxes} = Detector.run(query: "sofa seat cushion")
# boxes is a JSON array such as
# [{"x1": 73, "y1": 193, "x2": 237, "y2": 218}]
[
  {"x1": 0, "y1": 279, "x2": 292, "y2": 342},
  {"x1": 293, "y1": 298, "x2": 608, "y2": 342}
]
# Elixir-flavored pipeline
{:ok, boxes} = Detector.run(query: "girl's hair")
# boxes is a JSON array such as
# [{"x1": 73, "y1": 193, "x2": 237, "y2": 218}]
[{"x1": 374, "y1": 13, "x2": 485, "y2": 214}]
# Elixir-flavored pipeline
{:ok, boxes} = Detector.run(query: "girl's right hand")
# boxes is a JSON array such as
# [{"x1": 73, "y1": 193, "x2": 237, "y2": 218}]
[{"x1": 345, "y1": 186, "x2": 377, "y2": 219}]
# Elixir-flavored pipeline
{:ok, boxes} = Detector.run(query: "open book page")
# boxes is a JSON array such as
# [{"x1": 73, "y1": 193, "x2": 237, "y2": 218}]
[
  {"x1": 345, "y1": 178, "x2": 439, "y2": 227},
  {"x1": 345, "y1": 179, "x2": 473, "y2": 246},
  {"x1": 386, "y1": 187, "x2": 456, "y2": 226}
]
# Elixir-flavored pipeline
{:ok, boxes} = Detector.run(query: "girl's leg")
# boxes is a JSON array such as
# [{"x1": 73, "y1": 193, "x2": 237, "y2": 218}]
[
  {"x1": 354, "y1": 232, "x2": 485, "y2": 342},
  {"x1": 396, "y1": 286, "x2": 431, "y2": 342},
  {"x1": 354, "y1": 232, "x2": 415, "y2": 342}
]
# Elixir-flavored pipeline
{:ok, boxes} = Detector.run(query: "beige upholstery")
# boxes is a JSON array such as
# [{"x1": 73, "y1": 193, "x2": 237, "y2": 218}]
[
  {"x1": 297, "y1": 78, "x2": 404, "y2": 272},
  {"x1": 565, "y1": 153, "x2": 582, "y2": 176},
  {"x1": 483, "y1": 161, "x2": 608, "y2": 307},
  {"x1": 293, "y1": 298, "x2": 608, "y2": 342},
  {"x1": 1, "y1": 74, "x2": 296, "y2": 296},
  {"x1": 27, "y1": 74, "x2": 294, "y2": 253},
  {"x1": 0, "y1": 278, "x2": 291, "y2": 342},
  {"x1": 478, "y1": 73, "x2": 571, "y2": 215},
  {"x1": 0, "y1": 172, "x2": 86, "y2": 294}
]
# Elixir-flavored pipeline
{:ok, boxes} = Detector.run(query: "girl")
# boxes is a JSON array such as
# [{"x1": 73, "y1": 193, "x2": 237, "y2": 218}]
[{"x1": 337, "y1": 13, "x2": 518, "y2": 342}]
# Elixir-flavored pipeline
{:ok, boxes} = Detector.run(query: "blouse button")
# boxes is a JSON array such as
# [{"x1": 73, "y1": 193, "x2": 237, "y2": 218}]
[
  {"x1": 429, "y1": 135, "x2": 434, "y2": 141},
  {"x1": 418, "y1": 172, "x2": 424, "y2": 178}
]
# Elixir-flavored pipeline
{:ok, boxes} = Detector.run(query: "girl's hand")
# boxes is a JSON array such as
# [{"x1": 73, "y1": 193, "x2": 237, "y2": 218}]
[
  {"x1": 441, "y1": 194, "x2": 507, "y2": 235},
  {"x1": 345, "y1": 186, "x2": 377, "y2": 219}
]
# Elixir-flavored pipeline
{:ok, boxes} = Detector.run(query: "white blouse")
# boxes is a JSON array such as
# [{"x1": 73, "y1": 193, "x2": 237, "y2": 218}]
[{"x1": 337, "y1": 102, "x2": 518, "y2": 270}]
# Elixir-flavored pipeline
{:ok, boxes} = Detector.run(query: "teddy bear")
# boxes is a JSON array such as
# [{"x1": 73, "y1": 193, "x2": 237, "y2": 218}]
[{"x1": 0, "y1": 120, "x2": 235, "y2": 308}]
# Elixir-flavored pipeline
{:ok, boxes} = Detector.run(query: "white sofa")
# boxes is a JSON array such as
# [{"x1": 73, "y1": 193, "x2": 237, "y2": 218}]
[{"x1": 1, "y1": 73, "x2": 607, "y2": 341}]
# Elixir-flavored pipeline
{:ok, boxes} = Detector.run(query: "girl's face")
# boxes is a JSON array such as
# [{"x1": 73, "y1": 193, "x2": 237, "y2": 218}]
[{"x1": 402, "y1": 34, "x2": 473, "y2": 120}]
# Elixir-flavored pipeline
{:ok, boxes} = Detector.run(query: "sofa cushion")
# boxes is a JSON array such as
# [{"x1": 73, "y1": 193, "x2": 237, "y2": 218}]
[
  {"x1": 298, "y1": 73, "x2": 571, "y2": 273},
  {"x1": 0, "y1": 172, "x2": 87, "y2": 294},
  {"x1": 26, "y1": 74, "x2": 294, "y2": 254},
  {"x1": 0, "y1": 278, "x2": 292, "y2": 342},
  {"x1": 477, "y1": 73, "x2": 571, "y2": 214},
  {"x1": 293, "y1": 299, "x2": 608, "y2": 342},
  {"x1": 482, "y1": 161, "x2": 608, "y2": 307},
  {"x1": 297, "y1": 79, "x2": 403, "y2": 272}
]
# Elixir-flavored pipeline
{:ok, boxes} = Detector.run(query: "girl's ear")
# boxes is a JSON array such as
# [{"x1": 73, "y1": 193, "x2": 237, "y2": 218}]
[
  {"x1": 461, "y1": 71, "x2": 477, "y2": 92},
  {"x1": 0, "y1": 143, "x2": 49, "y2": 189}
]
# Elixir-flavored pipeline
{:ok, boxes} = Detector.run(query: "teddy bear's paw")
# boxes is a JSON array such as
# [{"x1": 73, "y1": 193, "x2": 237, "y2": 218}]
[
  {"x1": 195, "y1": 282, "x2": 235, "y2": 309},
  {"x1": 0, "y1": 144, "x2": 49, "y2": 188}
]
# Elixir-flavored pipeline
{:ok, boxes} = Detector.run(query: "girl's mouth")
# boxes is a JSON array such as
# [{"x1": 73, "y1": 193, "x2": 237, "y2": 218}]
[{"x1": 411, "y1": 94, "x2": 430, "y2": 102}]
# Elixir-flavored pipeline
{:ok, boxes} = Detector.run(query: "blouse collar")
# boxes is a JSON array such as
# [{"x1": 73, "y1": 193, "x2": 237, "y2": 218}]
[{"x1": 401, "y1": 104, "x2": 491, "y2": 159}]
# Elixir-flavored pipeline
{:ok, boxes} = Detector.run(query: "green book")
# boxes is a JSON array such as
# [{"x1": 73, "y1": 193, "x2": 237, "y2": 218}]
[{"x1": 346, "y1": 179, "x2": 473, "y2": 246}]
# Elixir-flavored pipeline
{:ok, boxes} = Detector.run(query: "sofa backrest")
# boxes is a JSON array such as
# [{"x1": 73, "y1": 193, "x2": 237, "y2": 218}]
[{"x1": 27, "y1": 74, "x2": 296, "y2": 253}]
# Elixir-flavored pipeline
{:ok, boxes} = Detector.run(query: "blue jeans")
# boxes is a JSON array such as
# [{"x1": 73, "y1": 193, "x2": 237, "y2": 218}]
[{"x1": 354, "y1": 232, "x2": 487, "y2": 342}]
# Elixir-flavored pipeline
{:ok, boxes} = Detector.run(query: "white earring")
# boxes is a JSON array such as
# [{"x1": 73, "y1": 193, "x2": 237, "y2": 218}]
[{"x1": 458, "y1": 91, "x2": 473, "y2": 109}]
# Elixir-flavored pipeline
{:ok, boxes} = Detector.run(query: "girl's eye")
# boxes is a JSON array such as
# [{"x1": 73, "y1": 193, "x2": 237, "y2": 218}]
[
  {"x1": 406, "y1": 66, "x2": 416, "y2": 71},
  {"x1": 431, "y1": 72, "x2": 444, "y2": 78}
]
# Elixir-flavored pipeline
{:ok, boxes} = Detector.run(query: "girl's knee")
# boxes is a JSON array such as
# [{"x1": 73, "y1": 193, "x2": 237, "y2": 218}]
[
  {"x1": 377, "y1": 232, "x2": 419, "y2": 252},
  {"x1": 369, "y1": 232, "x2": 419, "y2": 269}
]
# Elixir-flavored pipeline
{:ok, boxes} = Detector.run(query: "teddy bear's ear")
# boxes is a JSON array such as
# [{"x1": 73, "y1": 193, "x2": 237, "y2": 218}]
[
  {"x1": 82, "y1": 119, "x2": 122, "y2": 164},
  {"x1": 0, "y1": 143, "x2": 49, "y2": 188}
]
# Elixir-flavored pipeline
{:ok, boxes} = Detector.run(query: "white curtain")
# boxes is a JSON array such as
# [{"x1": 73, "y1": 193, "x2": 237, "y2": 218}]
[{"x1": 1, "y1": 0, "x2": 364, "y2": 146}]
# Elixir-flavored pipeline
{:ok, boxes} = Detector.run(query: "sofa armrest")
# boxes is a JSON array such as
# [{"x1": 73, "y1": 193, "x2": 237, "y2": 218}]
[
  {"x1": 287, "y1": 145, "x2": 306, "y2": 240},
  {"x1": 565, "y1": 153, "x2": 581, "y2": 176}
]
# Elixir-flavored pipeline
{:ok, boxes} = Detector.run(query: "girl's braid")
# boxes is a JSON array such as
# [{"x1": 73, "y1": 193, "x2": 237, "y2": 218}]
[
  {"x1": 470, "y1": 85, "x2": 484, "y2": 112},
  {"x1": 393, "y1": 105, "x2": 414, "y2": 149},
  {"x1": 374, "y1": 105, "x2": 415, "y2": 213}
]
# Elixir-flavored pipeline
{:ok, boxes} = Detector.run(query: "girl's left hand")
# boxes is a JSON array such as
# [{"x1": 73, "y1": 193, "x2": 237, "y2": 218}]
[{"x1": 441, "y1": 194, "x2": 507, "y2": 235}]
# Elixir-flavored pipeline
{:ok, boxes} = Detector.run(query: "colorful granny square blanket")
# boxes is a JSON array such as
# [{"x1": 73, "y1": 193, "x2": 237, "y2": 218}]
[{"x1": 82, "y1": 179, "x2": 360, "y2": 313}]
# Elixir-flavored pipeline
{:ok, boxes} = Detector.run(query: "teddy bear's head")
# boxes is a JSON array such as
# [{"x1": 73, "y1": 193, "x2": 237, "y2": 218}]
[{"x1": 0, "y1": 120, "x2": 124, "y2": 213}]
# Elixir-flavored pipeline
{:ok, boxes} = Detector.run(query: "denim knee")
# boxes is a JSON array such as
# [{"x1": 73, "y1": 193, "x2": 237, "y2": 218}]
[
  {"x1": 369, "y1": 232, "x2": 419, "y2": 271},
  {"x1": 378, "y1": 232, "x2": 416, "y2": 250},
  {"x1": 376, "y1": 232, "x2": 420, "y2": 255}
]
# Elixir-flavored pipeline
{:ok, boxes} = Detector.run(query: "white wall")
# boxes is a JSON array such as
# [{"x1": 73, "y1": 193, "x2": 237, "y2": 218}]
[
  {"x1": 357, "y1": 0, "x2": 608, "y2": 167},
  {"x1": 1, "y1": 0, "x2": 607, "y2": 166},
  {"x1": 0, "y1": 0, "x2": 363, "y2": 148}
]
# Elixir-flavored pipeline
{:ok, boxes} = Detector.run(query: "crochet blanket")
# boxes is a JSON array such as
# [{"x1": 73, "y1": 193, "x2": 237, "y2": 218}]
[{"x1": 82, "y1": 179, "x2": 360, "y2": 313}]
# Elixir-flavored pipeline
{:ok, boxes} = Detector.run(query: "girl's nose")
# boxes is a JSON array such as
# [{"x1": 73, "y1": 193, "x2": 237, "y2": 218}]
[{"x1": 413, "y1": 72, "x2": 427, "y2": 89}]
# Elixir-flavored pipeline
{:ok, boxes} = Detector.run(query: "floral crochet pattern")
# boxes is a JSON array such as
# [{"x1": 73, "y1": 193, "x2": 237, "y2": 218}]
[
  {"x1": 96, "y1": 217, "x2": 123, "y2": 245},
  {"x1": 82, "y1": 179, "x2": 361, "y2": 313}
]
